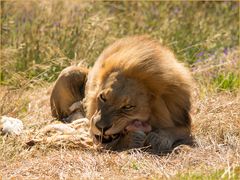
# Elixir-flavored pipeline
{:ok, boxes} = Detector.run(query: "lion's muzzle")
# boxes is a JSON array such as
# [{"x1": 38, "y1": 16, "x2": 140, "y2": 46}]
[{"x1": 92, "y1": 111, "x2": 114, "y2": 134}]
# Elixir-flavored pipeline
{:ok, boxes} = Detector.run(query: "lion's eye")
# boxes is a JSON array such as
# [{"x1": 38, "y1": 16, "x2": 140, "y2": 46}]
[
  {"x1": 99, "y1": 93, "x2": 107, "y2": 102},
  {"x1": 121, "y1": 105, "x2": 135, "y2": 111}
]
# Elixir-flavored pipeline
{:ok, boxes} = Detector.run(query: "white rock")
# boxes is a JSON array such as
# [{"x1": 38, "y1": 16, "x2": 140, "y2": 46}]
[{"x1": 0, "y1": 116, "x2": 23, "y2": 135}]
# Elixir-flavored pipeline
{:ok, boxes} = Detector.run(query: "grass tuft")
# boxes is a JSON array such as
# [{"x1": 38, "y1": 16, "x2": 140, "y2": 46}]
[{"x1": 213, "y1": 72, "x2": 240, "y2": 91}]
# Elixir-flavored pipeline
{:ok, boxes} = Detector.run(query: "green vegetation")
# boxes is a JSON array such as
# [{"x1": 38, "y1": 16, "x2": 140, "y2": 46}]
[
  {"x1": 1, "y1": 1, "x2": 239, "y2": 89},
  {"x1": 177, "y1": 167, "x2": 240, "y2": 180},
  {"x1": 214, "y1": 72, "x2": 240, "y2": 91}
]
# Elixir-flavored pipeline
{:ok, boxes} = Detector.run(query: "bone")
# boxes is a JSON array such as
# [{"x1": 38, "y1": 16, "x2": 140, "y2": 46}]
[
  {"x1": 69, "y1": 101, "x2": 82, "y2": 113},
  {"x1": 42, "y1": 124, "x2": 76, "y2": 134}
]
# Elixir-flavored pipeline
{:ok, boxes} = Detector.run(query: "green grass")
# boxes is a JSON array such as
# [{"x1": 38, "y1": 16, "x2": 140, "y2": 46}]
[
  {"x1": 177, "y1": 167, "x2": 240, "y2": 180},
  {"x1": 214, "y1": 72, "x2": 240, "y2": 91},
  {"x1": 1, "y1": 1, "x2": 239, "y2": 88}
]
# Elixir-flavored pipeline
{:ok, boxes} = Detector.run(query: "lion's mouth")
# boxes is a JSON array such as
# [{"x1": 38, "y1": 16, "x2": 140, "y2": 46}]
[
  {"x1": 94, "y1": 120, "x2": 151, "y2": 144},
  {"x1": 125, "y1": 120, "x2": 151, "y2": 132},
  {"x1": 95, "y1": 133, "x2": 121, "y2": 144}
]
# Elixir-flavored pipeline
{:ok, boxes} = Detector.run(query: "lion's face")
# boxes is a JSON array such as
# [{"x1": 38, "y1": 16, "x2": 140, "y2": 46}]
[{"x1": 90, "y1": 72, "x2": 151, "y2": 145}]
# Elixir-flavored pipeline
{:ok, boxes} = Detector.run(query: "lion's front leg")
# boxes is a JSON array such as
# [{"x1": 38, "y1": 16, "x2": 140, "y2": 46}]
[{"x1": 144, "y1": 127, "x2": 192, "y2": 153}]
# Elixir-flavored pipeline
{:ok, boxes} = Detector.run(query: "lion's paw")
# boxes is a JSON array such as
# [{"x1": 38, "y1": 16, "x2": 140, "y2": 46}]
[
  {"x1": 127, "y1": 131, "x2": 146, "y2": 149},
  {"x1": 144, "y1": 131, "x2": 173, "y2": 153}
]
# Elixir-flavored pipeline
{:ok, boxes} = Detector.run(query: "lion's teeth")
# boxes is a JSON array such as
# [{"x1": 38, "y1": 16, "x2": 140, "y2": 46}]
[
  {"x1": 104, "y1": 135, "x2": 110, "y2": 139},
  {"x1": 111, "y1": 134, "x2": 117, "y2": 139}
]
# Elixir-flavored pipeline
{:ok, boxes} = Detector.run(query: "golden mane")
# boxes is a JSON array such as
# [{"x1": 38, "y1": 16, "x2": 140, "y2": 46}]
[{"x1": 97, "y1": 36, "x2": 192, "y2": 96}]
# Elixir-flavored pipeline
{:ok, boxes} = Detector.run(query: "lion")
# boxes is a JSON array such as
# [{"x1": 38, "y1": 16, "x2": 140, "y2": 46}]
[{"x1": 50, "y1": 36, "x2": 194, "y2": 153}]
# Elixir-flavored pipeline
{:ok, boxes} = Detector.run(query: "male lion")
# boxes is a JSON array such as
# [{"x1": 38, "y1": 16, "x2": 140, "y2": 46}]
[{"x1": 50, "y1": 36, "x2": 193, "y2": 153}]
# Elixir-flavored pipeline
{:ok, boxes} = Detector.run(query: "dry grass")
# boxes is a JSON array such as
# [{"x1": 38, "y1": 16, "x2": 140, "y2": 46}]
[
  {"x1": 0, "y1": 50, "x2": 240, "y2": 179},
  {"x1": 0, "y1": 89, "x2": 239, "y2": 179},
  {"x1": 1, "y1": 1, "x2": 239, "y2": 179}
]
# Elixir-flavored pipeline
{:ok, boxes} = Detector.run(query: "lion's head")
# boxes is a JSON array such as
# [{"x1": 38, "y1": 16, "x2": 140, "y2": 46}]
[
  {"x1": 82, "y1": 36, "x2": 193, "y2": 151},
  {"x1": 90, "y1": 71, "x2": 152, "y2": 145}
]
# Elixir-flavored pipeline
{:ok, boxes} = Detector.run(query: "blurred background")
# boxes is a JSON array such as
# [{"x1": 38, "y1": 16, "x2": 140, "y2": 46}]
[{"x1": 1, "y1": 1, "x2": 239, "y2": 91}]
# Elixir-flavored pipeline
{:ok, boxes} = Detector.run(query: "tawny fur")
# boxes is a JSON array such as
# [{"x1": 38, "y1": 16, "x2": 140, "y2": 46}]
[
  {"x1": 50, "y1": 66, "x2": 88, "y2": 122},
  {"x1": 50, "y1": 36, "x2": 194, "y2": 153}
]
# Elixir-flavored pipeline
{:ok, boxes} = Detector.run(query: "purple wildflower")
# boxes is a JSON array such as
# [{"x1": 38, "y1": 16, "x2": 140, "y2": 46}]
[
  {"x1": 223, "y1": 48, "x2": 228, "y2": 55},
  {"x1": 196, "y1": 51, "x2": 204, "y2": 57}
]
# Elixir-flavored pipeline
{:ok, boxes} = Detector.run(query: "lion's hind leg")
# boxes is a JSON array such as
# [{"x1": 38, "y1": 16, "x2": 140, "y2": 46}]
[{"x1": 50, "y1": 66, "x2": 88, "y2": 122}]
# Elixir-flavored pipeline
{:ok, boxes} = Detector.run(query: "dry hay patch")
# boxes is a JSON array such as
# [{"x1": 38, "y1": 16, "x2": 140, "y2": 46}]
[{"x1": 0, "y1": 83, "x2": 240, "y2": 179}]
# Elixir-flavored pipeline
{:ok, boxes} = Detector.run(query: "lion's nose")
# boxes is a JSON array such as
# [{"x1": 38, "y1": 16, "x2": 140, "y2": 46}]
[{"x1": 95, "y1": 121, "x2": 112, "y2": 133}]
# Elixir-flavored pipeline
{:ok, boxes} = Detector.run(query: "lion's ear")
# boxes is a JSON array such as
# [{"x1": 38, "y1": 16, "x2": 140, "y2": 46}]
[{"x1": 50, "y1": 66, "x2": 88, "y2": 121}]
